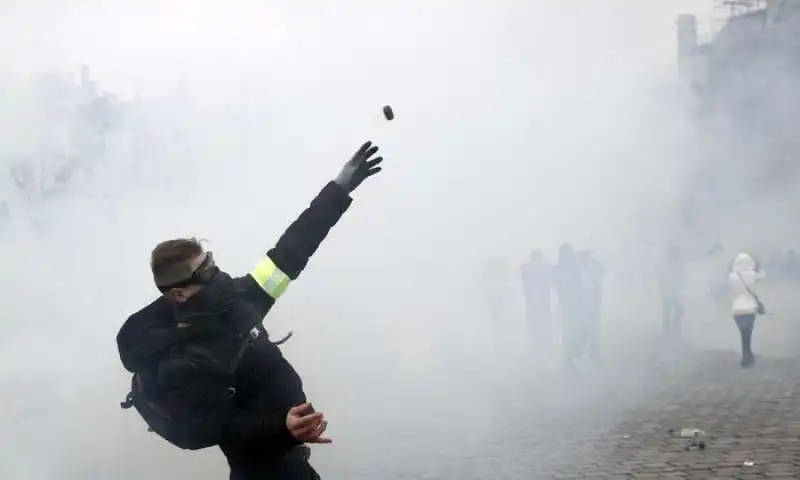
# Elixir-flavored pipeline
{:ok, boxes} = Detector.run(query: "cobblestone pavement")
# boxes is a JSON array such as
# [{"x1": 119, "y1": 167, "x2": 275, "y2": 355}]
[
  {"x1": 531, "y1": 350, "x2": 800, "y2": 480},
  {"x1": 318, "y1": 341, "x2": 800, "y2": 480},
  {"x1": 591, "y1": 352, "x2": 800, "y2": 479}
]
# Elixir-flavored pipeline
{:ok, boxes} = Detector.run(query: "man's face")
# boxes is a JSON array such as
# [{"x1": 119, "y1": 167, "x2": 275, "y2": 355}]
[{"x1": 167, "y1": 253, "x2": 209, "y2": 303}]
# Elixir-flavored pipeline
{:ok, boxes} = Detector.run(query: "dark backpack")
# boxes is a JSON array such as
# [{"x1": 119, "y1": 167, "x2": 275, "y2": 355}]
[{"x1": 120, "y1": 332, "x2": 256, "y2": 450}]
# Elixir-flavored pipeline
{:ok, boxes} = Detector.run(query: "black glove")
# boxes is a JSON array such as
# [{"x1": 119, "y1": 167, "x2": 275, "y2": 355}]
[{"x1": 334, "y1": 141, "x2": 383, "y2": 193}]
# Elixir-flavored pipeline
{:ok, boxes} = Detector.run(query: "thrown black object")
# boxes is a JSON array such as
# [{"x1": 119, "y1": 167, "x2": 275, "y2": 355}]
[{"x1": 383, "y1": 105, "x2": 394, "y2": 121}]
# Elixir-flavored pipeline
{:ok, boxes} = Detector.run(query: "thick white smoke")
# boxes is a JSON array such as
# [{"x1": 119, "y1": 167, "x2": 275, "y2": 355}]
[{"x1": 10, "y1": 1, "x2": 800, "y2": 479}]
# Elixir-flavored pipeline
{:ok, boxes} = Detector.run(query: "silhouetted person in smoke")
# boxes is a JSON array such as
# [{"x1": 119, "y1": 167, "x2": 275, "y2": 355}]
[
  {"x1": 520, "y1": 249, "x2": 553, "y2": 353},
  {"x1": 767, "y1": 249, "x2": 784, "y2": 276},
  {"x1": 782, "y1": 249, "x2": 800, "y2": 282},
  {"x1": 707, "y1": 242, "x2": 728, "y2": 307},
  {"x1": 728, "y1": 252, "x2": 765, "y2": 368},
  {"x1": 553, "y1": 243, "x2": 585, "y2": 367},
  {"x1": 578, "y1": 250, "x2": 604, "y2": 362},
  {"x1": 659, "y1": 247, "x2": 685, "y2": 336}
]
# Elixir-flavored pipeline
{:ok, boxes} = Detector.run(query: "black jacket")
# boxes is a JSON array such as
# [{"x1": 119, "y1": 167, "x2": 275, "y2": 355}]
[{"x1": 116, "y1": 182, "x2": 352, "y2": 477}]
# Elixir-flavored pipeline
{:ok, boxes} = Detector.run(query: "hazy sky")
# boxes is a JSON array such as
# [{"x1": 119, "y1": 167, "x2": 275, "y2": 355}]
[{"x1": 2, "y1": 0, "x2": 715, "y2": 97}]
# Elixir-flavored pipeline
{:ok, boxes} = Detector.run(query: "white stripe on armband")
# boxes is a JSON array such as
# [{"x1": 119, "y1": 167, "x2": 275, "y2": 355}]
[{"x1": 248, "y1": 257, "x2": 291, "y2": 299}]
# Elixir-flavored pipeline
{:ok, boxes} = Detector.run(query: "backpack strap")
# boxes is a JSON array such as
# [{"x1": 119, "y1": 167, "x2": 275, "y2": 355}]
[
  {"x1": 228, "y1": 329, "x2": 257, "y2": 375},
  {"x1": 271, "y1": 331, "x2": 293, "y2": 346},
  {"x1": 736, "y1": 271, "x2": 763, "y2": 305},
  {"x1": 121, "y1": 391, "x2": 135, "y2": 409}
]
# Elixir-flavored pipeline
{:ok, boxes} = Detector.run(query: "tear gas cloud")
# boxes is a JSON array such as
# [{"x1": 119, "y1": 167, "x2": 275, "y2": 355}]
[{"x1": 3, "y1": 0, "x2": 797, "y2": 478}]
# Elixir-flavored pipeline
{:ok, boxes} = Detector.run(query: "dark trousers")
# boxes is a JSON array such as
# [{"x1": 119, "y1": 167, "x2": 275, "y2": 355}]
[
  {"x1": 662, "y1": 296, "x2": 683, "y2": 335},
  {"x1": 584, "y1": 306, "x2": 600, "y2": 361},
  {"x1": 562, "y1": 306, "x2": 599, "y2": 363},
  {"x1": 734, "y1": 314, "x2": 756, "y2": 362},
  {"x1": 525, "y1": 301, "x2": 552, "y2": 351}
]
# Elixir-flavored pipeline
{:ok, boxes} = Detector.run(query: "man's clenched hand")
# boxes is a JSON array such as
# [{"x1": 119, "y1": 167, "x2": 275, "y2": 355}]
[
  {"x1": 334, "y1": 141, "x2": 383, "y2": 193},
  {"x1": 286, "y1": 403, "x2": 332, "y2": 444}
]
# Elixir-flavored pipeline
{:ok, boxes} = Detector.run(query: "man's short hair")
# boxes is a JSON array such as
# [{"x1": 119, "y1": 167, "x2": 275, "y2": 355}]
[{"x1": 150, "y1": 238, "x2": 205, "y2": 287}]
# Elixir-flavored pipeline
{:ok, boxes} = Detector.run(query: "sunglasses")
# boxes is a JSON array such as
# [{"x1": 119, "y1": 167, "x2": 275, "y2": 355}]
[{"x1": 157, "y1": 252, "x2": 220, "y2": 293}]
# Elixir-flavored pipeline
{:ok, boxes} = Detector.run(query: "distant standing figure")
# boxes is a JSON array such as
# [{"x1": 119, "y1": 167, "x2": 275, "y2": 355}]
[
  {"x1": 782, "y1": 249, "x2": 800, "y2": 282},
  {"x1": 659, "y1": 247, "x2": 685, "y2": 336},
  {"x1": 707, "y1": 243, "x2": 729, "y2": 308},
  {"x1": 553, "y1": 243, "x2": 584, "y2": 367},
  {"x1": 578, "y1": 250, "x2": 604, "y2": 362},
  {"x1": 520, "y1": 250, "x2": 553, "y2": 352},
  {"x1": 728, "y1": 252, "x2": 765, "y2": 368}
]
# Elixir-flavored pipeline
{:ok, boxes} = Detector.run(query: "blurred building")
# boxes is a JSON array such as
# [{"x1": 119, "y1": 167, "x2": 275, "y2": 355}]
[
  {"x1": 674, "y1": 0, "x2": 800, "y2": 245},
  {"x1": 677, "y1": 1, "x2": 800, "y2": 88}
]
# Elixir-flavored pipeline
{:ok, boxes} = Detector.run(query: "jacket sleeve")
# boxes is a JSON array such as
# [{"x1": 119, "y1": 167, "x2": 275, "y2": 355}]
[
  {"x1": 239, "y1": 181, "x2": 353, "y2": 316},
  {"x1": 159, "y1": 358, "x2": 301, "y2": 451}
]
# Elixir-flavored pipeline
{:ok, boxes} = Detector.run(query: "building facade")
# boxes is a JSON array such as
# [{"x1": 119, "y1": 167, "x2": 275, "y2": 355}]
[{"x1": 673, "y1": 0, "x2": 800, "y2": 249}]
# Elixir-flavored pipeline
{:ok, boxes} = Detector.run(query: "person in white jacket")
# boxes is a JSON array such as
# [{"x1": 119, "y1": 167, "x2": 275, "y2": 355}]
[{"x1": 728, "y1": 252, "x2": 766, "y2": 368}]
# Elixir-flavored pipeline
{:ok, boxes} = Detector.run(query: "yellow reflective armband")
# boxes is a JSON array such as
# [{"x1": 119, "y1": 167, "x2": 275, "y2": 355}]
[{"x1": 249, "y1": 257, "x2": 291, "y2": 299}]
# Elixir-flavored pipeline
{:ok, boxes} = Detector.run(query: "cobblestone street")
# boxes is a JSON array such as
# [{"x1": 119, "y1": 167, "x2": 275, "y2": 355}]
[
  {"x1": 536, "y1": 351, "x2": 800, "y2": 479},
  {"x1": 318, "y1": 340, "x2": 800, "y2": 480}
]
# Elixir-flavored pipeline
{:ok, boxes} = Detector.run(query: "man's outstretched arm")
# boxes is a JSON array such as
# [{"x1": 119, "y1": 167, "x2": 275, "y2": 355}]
[{"x1": 238, "y1": 141, "x2": 383, "y2": 315}]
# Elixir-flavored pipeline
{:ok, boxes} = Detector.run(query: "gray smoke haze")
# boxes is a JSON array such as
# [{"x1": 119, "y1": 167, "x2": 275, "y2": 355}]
[{"x1": 5, "y1": 0, "x2": 799, "y2": 478}]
